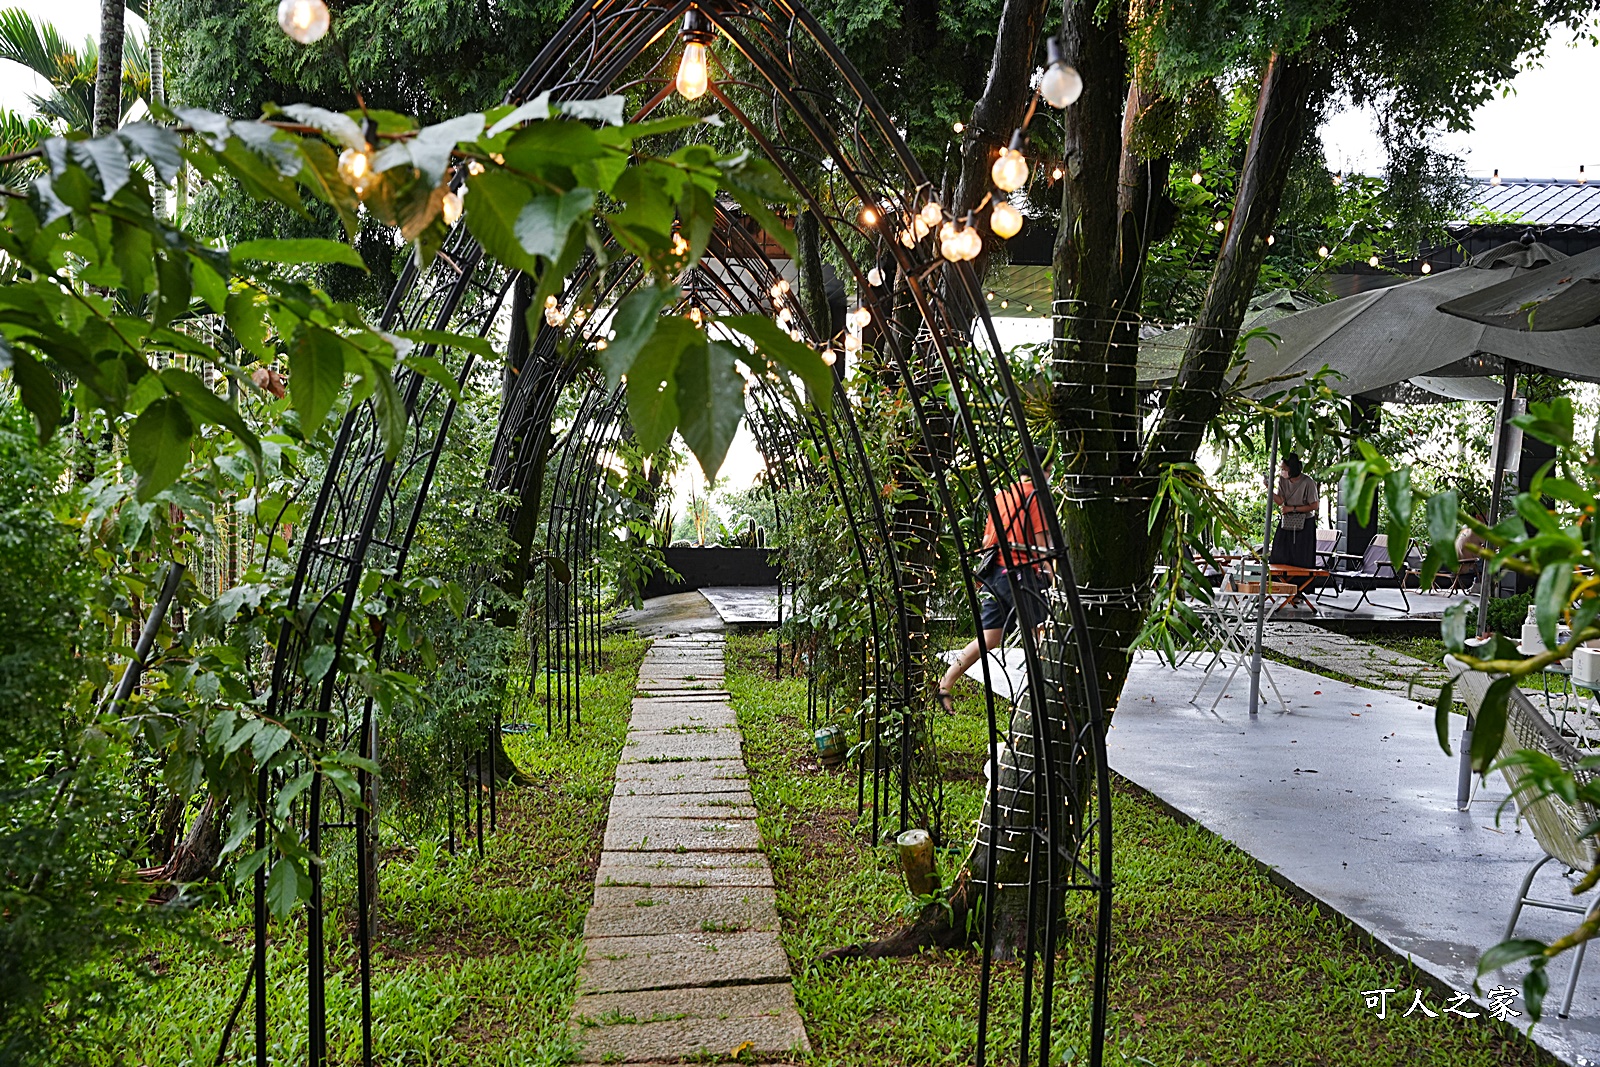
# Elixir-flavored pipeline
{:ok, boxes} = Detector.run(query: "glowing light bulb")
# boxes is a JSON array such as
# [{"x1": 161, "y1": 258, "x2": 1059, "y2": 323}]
[
  {"x1": 277, "y1": 0, "x2": 329, "y2": 43},
  {"x1": 952, "y1": 121, "x2": 965, "y2": 134},
  {"x1": 1368, "y1": 255, "x2": 1379, "y2": 267},
  {"x1": 990, "y1": 199, "x2": 1023, "y2": 239},
  {"x1": 991, "y1": 145, "x2": 1029, "y2": 193},
  {"x1": 1212, "y1": 220, "x2": 1225, "y2": 233},
  {"x1": 821, "y1": 348, "x2": 837, "y2": 366},
  {"x1": 1266, "y1": 234, "x2": 1275, "y2": 246},
  {"x1": 467, "y1": 159, "x2": 485, "y2": 176},
  {"x1": 672, "y1": 232, "x2": 690, "y2": 256},
  {"x1": 337, "y1": 146, "x2": 374, "y2": 196},
  {"x1": 853, "y1": 307, "x2": 871, "y2": 328},
  {"x1": 1317, "y1": 245, "x2": 1330, "y2": 258},
  {"x1": 958, "y1": 226, "x2": 982, "y2": 261},
  {"x1": 940, "y1": 235, "x2": 961, "y2": 262},
  {"x1": 1191, "y1": 171, "x2": 1203, "y2": 184},
  {"x1": 900, "y1": 229, "x2": 915, "y2": 248},
  {"x1": 1491, "y1": 168, "x2": 1501, "y2": 185},
  {"x1": 844, "y1": 332, "x2": 862, "y2": 353},
  {"x1": 1039, "y1": 38, "x2": 1083, "y2": 108},
  {"x1": 1051, "y1": 166, "x2": 1064, "y2": 181},
  {"x1": 1000, "y1": 299, "x2": 1009, "y2": 308},
  {"x1": 677, "y1": 42, "x2": 710, "y2": 100},
  {"x1": 867, "y1": 266, "x2": 883, "y2": 286},
  {"x1": 778, "y1": 278, "x2": 790, "y2": 293},
  {"x1": 1421, "y1": 261, "x2": 1432, "y2": 274},
  {"x1": 861, "y1": 205, "x2": 878, "y2": 226},
  {"x1": 441, "y1": 189, "x2": 464, "y2": 226}
]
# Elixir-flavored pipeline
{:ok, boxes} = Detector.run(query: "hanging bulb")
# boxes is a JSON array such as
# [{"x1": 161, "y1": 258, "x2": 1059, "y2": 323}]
[
  {"x1": 1421, "y1": 262, "x2": 1432, "y2": 274},
  {"x1": 1317, "y1": 245, "x2": 1330, "y2": 258},
  {"x1": 919, "y1": 201, "x2": 943, "y2": 228},
  {"x1": 277, "y1": 0, "x2": 330, "y2": 43},
  {"x1": 1367, "y1": 254, "x2": 1379, "y2": 267},
  {"x1": 952, "y1": 121, "x2": 965, "y2": 134},
  {"x1": 1051, "y1": 166, "x2": 1064, "y2": 181},
  {"x1": 1191, "y1": 170, "x2": 1203, "y2": 185},
  {"x1": 337, "y1": 145, "x2": 375, "y2": 196},
  {"x1": 821, "y1": 348, "x2": 837, "y2": 367},
  {"x1": 1266, "y1": 234, "x2": 1275, "y2": 246},
  {"x1": 1039, "y1": 37, "x2": 1083, "y2": 109},
  {"x1": 441, "y1": 189, "x2": 464, "y2": 226},
  {"x1": 867, "y1": 266, "x2": 884, "y2": 286},
  {"x1": 1000, "y1": 299, "x2": 1009, "y2": 308},
  {"x1": 861, "y1": 205, "x2": 878, "y2": 226},
  {"x1": 467, "y1": 159, "x2": 485, "y2": 176},
  {"x1": 853, "y1": 307, "x2": 871, "y2": 328},
  {"x1": 990, "y1": 198, "x2": 1023, "y2": 239},
  {"x1": 844, "y1": 332, "x2": 862, "y2": 353},
  {"x1": 1491, "y1": 168, "x2": 1501, "y2": 186},
  {"x1": 900, "y1": 229, "x2": 916, "y2": 248},
  {"x1": 991, "y1": 130, "x2": 1029, "y2": 192},
  {"x1": 957, "y1": 218, "x2": 982, "y2": 261},
  {"x1": 1212, "y1": 219, "x2": 1225, "y2": 233},
  {"x1": 675, "y1": 11, "x2": 715, "y2": 101}
]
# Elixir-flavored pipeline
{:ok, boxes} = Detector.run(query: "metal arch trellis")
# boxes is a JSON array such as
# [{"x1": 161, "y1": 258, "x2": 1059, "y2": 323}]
[{"x1": 253, "y1": 1, "x2": 1111, "y2": 1065}]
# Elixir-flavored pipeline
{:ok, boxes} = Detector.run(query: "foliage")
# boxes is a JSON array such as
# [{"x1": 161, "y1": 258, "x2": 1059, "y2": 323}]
[
  {"x1": 1338, "y1": 396, "x2": 1600, "y2": 1019},
  {"x1": 0, "y1": 7, "x2": 151, "y2": 132}
]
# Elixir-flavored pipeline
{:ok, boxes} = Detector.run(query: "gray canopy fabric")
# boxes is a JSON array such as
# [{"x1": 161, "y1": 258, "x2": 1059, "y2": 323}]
[
  {"x1": 1138, "y1": 289, "x2": 1321, "y2": 386},
  {"x1": 1437, "y1": 244, "x2": 1600, "y2": 332},
  {"x1": 1236, "y1": 242, "x2": 1600, "y2": 395}
]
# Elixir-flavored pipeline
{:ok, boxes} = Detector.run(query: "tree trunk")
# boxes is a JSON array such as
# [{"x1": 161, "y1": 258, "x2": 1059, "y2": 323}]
[
  {"x1": 93, "y1": 0, "x2": 126, "y2": 135},
  {"x1": 147, "y1": 1, "x2": 164, "y2": 111}
]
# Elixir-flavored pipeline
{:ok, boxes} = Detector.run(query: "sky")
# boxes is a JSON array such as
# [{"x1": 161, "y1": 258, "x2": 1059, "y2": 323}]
[{"x1": 5, "y1": 4, "x2": 1593, "y2": 502}]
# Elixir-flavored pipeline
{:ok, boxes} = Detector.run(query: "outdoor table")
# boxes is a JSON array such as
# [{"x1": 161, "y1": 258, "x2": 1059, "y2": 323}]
[{"x1": 1265, "y1": 564, "x2": 1331, "y2": 616}]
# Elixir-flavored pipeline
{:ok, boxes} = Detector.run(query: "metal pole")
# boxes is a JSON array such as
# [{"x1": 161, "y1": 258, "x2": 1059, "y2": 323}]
[
  {"x1": 1248, "y1": 420, "x2": 1279, "y2": 715},
  {"x1": 104, "y1": 561, "x2": 185, "y2": 717},
  {"x1": 1459, "y1": 365, "x2": 1519, "y2": 808}
]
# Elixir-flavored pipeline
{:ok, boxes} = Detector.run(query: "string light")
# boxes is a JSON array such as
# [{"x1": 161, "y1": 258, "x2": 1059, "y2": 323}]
[
  {"x1": 853, "y1": 307, "x2": 871, "y2": 328},
  {"x1": 277, "y1": 0, "x2": 330, "y2": 43},
  {"x1": 676, "y1": 10, "x2": 714, "y2": 101},
  {"x1": 991, "y1": 130, "x2": 1029, "y2": 192},
  {"x1": 1212, "y1": 220, "x2": 1225, "y2": 233},
  {"x1": 1266, "y1": 234, "x2": 1275, "y2": 246},
  {"x1": 1039, "y1": 37, "x2": 1083, "y2": 109},
  {"x1": 1491, "y1": 168, "x2": 1501, "y2": 186},
  {"x1": 466, "y1": 159, "x2": 485, "y2": 176},
  {"x1": 1000, "y1": 300, "x2": 1009, "y2": 308},
  {"x1": 990, "y1": 198, "x2": 1023, "y2": 239},
  {"x1": 1421, "y1": 262, "x2": 1432, "y2": 274},
  {"x1": 919, "y1": 201, "x2": 943, "y2": 228},
  {"x1": 1367, "y1": 254, "x2": 1379, "y2": 267},
  {"x1": 821, "y1": 348, "x2": 837, "y2": 366},
  {"x1": 337, "y1": 146, "x2": 374, "y2": 196},
  {"x1": 952, "y1": 121, "x2": 965, "y2": 134},
  {"x1": 1191, "y1": 171, "x2": 1203, "y2": 185},
  {"x1": 1317, "y1": 245, "x2": 1330, "y2": 258},
  {"x1": 687, "y1": 307, "x2": 703, "y2": 326},
  {"x1": 867, "y1": 266, "x2": 883, "y2": 286},
  {"x1": 441, "y1": 189, "x2": 464, "y2": 226},
  {"x1": 1051, "y1": 166, "x2": 1063, "y2": 181},
  {"x1": 860, "y1": 205, "x2": 878, "y2": 226}
]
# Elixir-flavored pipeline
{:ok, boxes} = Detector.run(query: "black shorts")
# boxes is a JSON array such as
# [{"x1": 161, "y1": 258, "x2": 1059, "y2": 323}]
[{"x1": 977, "y1": 567, "x2": 1048, "y2": 633}]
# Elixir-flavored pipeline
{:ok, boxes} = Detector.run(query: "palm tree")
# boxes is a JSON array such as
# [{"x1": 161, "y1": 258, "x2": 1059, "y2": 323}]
[{"x1": 0, "y1": 7, "x2": 149, "y2": 133}]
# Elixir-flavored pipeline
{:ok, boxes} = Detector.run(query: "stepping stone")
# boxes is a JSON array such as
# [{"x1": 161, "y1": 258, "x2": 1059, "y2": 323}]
[
  {"x1": 613, "y1": 762, "x2": 749, "y2": 794},
  {"x1": 626, "y1": 706, "x2": 739, "y2": 732},
  {"x1": 621, "y1": 730, "x2": 744, "y2": 763},
  {"x1": 584, "y1": 886, "x2": 779, "y2": 938},
  {"x1": 609, "y1": 792, "x2": 757, "y2": 819},
  {"x1": 572, "y1": 983, "x2": 809, "y2": 1063},
  {"x1": 576, "y1": 930, "x2": 791, "y2": 994},
  {"x1": 603, "y1": 816, "x2": 761, "y2": 852},
  {"x1": 598, "y1": 851, "x2": 774, "y2": 889}
]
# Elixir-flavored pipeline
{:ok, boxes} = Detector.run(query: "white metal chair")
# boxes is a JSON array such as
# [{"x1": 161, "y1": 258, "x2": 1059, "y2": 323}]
[{"x1": 1184, "y1": 584, "x2": 1290, "y2": 715}]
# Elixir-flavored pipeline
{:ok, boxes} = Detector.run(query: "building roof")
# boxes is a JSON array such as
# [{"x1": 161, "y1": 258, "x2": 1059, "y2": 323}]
[{"x1": 1458, "y1": 178, "x2": 1600, "y2": 228}]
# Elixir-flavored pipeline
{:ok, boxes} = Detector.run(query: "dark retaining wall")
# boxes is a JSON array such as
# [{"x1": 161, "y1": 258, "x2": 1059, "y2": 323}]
[{"x1": 641, "y1": 547, "x2": 779, "y2": 598}]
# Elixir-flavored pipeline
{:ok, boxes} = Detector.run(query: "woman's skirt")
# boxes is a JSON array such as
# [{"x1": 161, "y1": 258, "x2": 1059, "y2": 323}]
[{"x1": 1270, "y1": 524, "x2": 1317, "y2": 570}]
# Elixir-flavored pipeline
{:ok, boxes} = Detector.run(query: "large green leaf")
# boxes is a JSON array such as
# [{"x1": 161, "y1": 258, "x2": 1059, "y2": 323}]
[
  {"x1": 599, "y1": 285, "x2": 672, "y2": 387},
  {"x1": 372, "y1": 113, "x2": 484, "y2": 186},
  {"x1": 1470, "y1": 675, "x2": 1516, "y2": 774},
  {"x1": 267, "y1": 856, "x2": 305, "y2": 920},
  {"x1": 677, "y1": 339, "x2": 746, "y2": 478},
  {"x1": 1434, "y1": 679, "x2": 1454, "y2": 756},
  {"x1": 159, "y1": 368, "x2": 262, "y2": 468},
  {"x1": 231, "y1": 238, "x2": 365, "y2": 270},
  {"x1": 287, "y1": 326, "x2": 348, "y2": 436},
  {"x1": 717, "y1": 314, "x2": 835, "y2": 403},
  {"x1": 225, "y1": 290, "x2": 272, "y2": 363},
  {"x1": 127, "y1": 395, "x2": 194, "y2": 501},
  {"x1": 517, "y1": 187, "x2": 595, "y2": 261},
  {"x1": 626, "y1": 316, "x2": 699, "y2": 454},
  {"x1": 1536, "y1": 562, "x2": 1573, "y2": 650},
  {"x1": 1, "y1": 342, "x2": 60, "y2": 440},
  {"x1": 463, "y1": 168, "x2": 539, "y2": 274},
  {"x1": 1382, "y1": 468, "x2": 1413, "y2": 568}
]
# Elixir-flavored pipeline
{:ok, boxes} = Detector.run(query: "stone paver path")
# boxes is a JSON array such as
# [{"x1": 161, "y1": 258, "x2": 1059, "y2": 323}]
[
  {"x1": 571, "y1": 622, "x2": 809, "y2": 1064},
  {"x1": 1264, "y1": 621, "x2": 1446, "y2": 703}
]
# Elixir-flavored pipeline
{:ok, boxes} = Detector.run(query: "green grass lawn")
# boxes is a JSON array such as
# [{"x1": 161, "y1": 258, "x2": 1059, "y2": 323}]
[
  {"x1": 81, "y1": 635, "x2": 644, "y2": 1066},
  {"x1": 727, "y1": 634, "x2": 1541, "y2": 1066}
]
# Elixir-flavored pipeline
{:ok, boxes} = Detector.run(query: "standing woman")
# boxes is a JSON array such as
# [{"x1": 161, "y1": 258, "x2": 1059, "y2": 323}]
[{"x1": 1271, "y1": 453, "x2": 1319, "y2": 570}]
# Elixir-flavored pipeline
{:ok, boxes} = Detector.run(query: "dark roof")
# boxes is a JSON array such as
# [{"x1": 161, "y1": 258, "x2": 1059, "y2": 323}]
[{"x1": 1457, "y1": 178, "x2": 1600, "y2": 228}]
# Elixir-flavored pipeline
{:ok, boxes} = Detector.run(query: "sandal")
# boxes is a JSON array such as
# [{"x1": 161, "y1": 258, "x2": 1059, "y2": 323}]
[{"x1": 937, "y1": 689, "x2": 955, "y2": 713}]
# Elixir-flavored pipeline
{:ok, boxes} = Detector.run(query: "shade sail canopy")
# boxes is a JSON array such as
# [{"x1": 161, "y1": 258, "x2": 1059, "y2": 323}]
[
  {"x1": 1437, "y1": 243, "x2": 1600, "y2": 332},
  {"x1": 1137, "y1": 289, "x2": 1321, "y2": 386},
  {"x1": 1235, "y1": 242, "x2": 1600, "y2": 395}
]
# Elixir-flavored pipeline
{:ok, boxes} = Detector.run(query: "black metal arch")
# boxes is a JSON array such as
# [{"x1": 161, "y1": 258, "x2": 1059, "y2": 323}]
[{"x1": 256, "y1": 2, "x2": 1113, "y2": 1064}]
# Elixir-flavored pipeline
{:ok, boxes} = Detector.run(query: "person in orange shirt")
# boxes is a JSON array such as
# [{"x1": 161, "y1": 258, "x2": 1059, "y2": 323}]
[{"x1": 937, "y1": 451, "x2": 1054, "y2": 711}]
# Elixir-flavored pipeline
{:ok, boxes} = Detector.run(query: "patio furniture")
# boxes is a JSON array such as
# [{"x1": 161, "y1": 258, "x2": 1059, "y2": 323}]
[
  {"x1": 1319, "y1": 534, "x2": 1413, "y2": 613},
  {"x1": 1452, "y1": 662, "x2": 1600, "y2": 1023},
  {"x1": 1184, "y1": 586, "x2": 1290, "y2": 714},
  {"x1": 1443, "y1": 556, "x2": 1482, "y2": 595}
]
